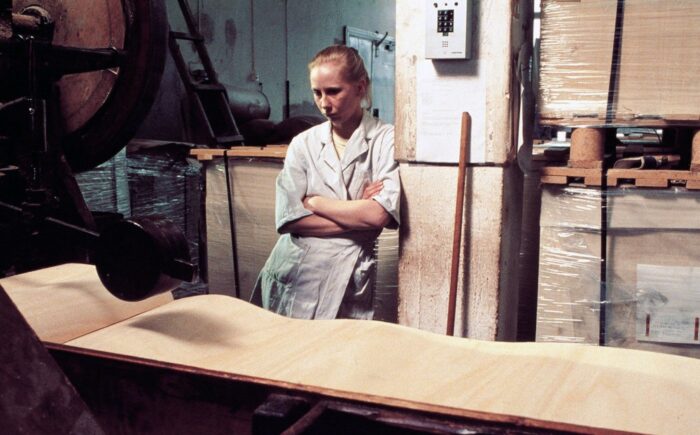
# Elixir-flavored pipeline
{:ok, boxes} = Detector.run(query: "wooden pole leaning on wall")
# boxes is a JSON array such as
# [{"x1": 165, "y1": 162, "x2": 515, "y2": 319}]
[{"x1": 446, "y1": 112, "x2": 471, "y2": 336}]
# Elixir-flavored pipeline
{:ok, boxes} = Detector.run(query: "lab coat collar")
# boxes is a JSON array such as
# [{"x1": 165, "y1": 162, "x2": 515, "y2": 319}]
[
  {"x1": 318, "y1": 122, "x2": 348, "y2": 199},
  {"x1": 341, "y1": 112, "x2": 371, "y2": 170},
  {"x1": 317, "y1": 112, "x2": 373, "y2": 199}
]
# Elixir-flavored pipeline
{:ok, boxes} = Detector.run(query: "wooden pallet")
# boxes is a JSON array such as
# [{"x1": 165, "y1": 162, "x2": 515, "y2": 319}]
[
  {"x1": 607, "y1": 169, "x2": 700, "y2": 189},
  {"x1": 541, "y1": 166, "x2": 700, "y2": 189},
  {"x1": 538, "y1": 116, "x2": 700, "y2": 129},
  {"x1": 540, "y1": 167, "x2": 603, "y2": 187},
  {"x1": 190, "y1": 145, "x2": 288, "y2": 161}
]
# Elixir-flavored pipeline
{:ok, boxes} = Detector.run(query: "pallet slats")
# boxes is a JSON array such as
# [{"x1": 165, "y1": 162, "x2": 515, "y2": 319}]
[
  {"x1": 607, "y1": 169, "x2": 700, "y2": 189},
  {"x1": 541, "y1": 167, "x2": 700, "y2": 189},
  {"x1": 189, "y1": 145, "x2": 288, "y2": 161},
  {"x1": 539, "y1": 167, "x2": 603, "y2": 187}
]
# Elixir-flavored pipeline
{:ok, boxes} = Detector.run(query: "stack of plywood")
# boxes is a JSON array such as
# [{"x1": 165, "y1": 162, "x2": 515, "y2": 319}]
[
  {"x1": 536, "y1": 185, "x2": 602, "y2": 345},
  {"x1": 538, "y1": 0, "x2": 700, "y2": 126},
  {"x1": 202, "y1": 158, "x2": 281, "y2": 301},
  {"x1": 536, "y1": 184, "x2": 700, "y2": 358}
]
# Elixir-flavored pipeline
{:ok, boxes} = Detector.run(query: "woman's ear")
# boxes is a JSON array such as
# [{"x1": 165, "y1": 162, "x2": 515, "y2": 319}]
[
  {"x1": 357, "y1": 78, "x2": 368, "y2": 97},
  {"x1": 357, "y1": 79, "x2": 370, "y2": 109}
]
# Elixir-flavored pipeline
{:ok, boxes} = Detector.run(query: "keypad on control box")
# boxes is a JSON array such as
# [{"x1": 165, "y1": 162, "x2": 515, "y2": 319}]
[{"x1": 437, "y1": 9, "x2": 454, "y2": 35}]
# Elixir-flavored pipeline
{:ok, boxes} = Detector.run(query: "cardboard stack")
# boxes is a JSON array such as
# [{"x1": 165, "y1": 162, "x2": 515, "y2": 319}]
[{"x1": 538, "y1": 0, "x2": 700, "y2": 126}]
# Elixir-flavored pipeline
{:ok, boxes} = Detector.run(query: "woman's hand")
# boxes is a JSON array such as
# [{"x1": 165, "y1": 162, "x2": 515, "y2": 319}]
[
  {"x1": 361, "y1": 180, "x2": 384, "y2": 200},
  {"x1": 303, "y1": 195, "x2": 317, "y2": 211}
]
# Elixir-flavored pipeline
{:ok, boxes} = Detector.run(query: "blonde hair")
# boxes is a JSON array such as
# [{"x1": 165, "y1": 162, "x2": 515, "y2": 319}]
[{"x1": 308, "y1": 45, "x2": 372, "y2": 109}]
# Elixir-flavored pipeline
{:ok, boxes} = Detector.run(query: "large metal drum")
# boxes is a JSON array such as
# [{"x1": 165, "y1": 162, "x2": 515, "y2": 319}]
[{"x1": 10, "y1": 0, "x2": 168, "y2": 172}]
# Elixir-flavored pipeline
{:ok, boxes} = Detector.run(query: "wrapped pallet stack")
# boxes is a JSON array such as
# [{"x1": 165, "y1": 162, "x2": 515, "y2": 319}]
[
  {"x1": 538, "y1": 0, "x2": 700, "y2": 126},
  {"x1": 535, "y1": 0, "x2": 700, "y2": 358}
]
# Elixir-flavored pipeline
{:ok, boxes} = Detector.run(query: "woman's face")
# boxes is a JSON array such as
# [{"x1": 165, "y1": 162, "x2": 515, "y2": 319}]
[{"x1": 310, "y1": 61, "x2": 366, "y2": 127}]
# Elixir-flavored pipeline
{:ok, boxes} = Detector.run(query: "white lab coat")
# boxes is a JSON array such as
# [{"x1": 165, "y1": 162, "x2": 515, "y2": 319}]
[{"x1": 251, "y1": 112, "x2": 400, "y2": 319}]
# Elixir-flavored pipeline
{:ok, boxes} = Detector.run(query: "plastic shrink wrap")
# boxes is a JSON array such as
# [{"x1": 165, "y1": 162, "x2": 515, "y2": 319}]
[
  {"x1": 537, "y1": 184, "x2": 700, "y2": 358},
  {"x1": 78, "y1": 143, "x2": 205, "y2": 298},
  {"x1": 538, "y1": 0, "x2": 700, "y2": 126}
]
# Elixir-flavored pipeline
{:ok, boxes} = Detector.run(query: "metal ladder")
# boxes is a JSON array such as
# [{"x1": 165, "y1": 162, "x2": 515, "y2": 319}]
[{"x1": 169, "y1": 0, "x2": 244, "y2": 147}]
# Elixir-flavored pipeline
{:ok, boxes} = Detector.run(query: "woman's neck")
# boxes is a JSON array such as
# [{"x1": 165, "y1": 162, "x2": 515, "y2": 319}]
[{"x1": 331, "y1": 109, "x2": 364, "y2": 140}]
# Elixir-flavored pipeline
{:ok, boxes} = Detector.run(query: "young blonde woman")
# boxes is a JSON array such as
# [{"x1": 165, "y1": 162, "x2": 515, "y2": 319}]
[{"x1": 251, "y1": 45, "x2": 400, "y2": 319}]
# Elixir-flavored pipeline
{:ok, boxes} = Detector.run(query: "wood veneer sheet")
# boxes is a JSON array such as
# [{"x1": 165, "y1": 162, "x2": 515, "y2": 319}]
[
  {"x1": 68, "y1": 293, "x2": 700, "y2": 434},
  {"x1": 1, "y1": 263, "x2": 173, "y2": 343}
]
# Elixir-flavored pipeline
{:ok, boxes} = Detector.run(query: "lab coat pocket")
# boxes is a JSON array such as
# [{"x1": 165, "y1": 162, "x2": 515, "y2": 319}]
[
  {"x1": 261, "y1": 236, "x2": 308, "y2": 314},
  {"x1": 349, "y1": 256, "x2": 376, "y2": 300}
]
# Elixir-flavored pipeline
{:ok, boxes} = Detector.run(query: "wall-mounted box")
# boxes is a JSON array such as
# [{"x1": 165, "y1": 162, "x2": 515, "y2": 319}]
[{"x1": 425, "y1": 0, "x2": 472, "y2": 59}]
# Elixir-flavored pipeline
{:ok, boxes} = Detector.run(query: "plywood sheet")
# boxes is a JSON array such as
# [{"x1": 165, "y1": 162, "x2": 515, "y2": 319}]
[
  {"x1": 203, "y1": 159, "x2": 280, "y2": 299},
  {"x1": 6, "y1": 264, "x2": 700, "y2": 433},
  {"x1": 0, "y1": 264, "x2": 172, "y2": 343},
  {"x1": 68, "y1": 295, "x2": 700, "y2": 433}
]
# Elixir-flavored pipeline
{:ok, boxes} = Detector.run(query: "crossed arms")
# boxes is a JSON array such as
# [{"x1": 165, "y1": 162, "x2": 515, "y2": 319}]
[{"x1": 279, "y1": 181, "x2": 391, "y2": 237}]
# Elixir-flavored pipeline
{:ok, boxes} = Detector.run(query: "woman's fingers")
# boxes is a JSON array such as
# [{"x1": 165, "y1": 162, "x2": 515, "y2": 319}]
[{"x1": 362, "y1": 180, "x2": 384, "y2": 199}]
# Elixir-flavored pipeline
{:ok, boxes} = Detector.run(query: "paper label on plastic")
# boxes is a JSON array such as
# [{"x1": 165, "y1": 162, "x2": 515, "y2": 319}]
[{"x1": 636, "y1": 264, "x2": 700, "y2": 345}]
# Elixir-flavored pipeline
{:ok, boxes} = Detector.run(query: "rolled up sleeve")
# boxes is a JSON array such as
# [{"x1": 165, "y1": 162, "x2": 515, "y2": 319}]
[
  {"x1": 275, "y1": 139, "x2": 313, "y2": 231},
  {"x1": 371, "y1": 127, "x2": 401, "y2": 228}
]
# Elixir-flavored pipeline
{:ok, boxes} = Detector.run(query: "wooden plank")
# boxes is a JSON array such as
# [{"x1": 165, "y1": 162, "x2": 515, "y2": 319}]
[
  {"x1": 543, "y1": 168, "x2": 700, "y2": 189},
  {"x1": 607, "y1": 169, "x2": 700, "y2": 189},
  {"x1": 539, "y1": 167, "x2": 603, "y2": 186},
  {"x1": 8, "y1": 266, "x2": 700, "y2": 434},
  {"x1": 539, "y1": 175, "x2": 567, "y2": 185},
  {"x1": 688, "y1": 180, "x2": 700, "y2": 190},
  {"x1": 539, "y1": 116, "x2": 700, "y2": 129},
  {"x1": 0, "y1": 264, "x2": 172, "y2": 343},
  {"x1": 190, "y1": 145, "x2": 288, "y2": 161},
  {"x1": 635, "y1": 178, "x2": 672, "y2": 188}
]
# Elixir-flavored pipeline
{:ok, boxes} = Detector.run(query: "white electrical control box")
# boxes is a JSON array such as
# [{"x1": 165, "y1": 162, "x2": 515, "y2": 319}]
[{"x1": 425, "y1": 0, "x2": 472, "y2": 59}]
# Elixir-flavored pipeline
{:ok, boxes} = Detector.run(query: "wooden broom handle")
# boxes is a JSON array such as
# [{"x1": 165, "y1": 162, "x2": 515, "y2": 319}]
[{"x1": 446, "y1": 112, "x2": 471, "y2": 336}]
